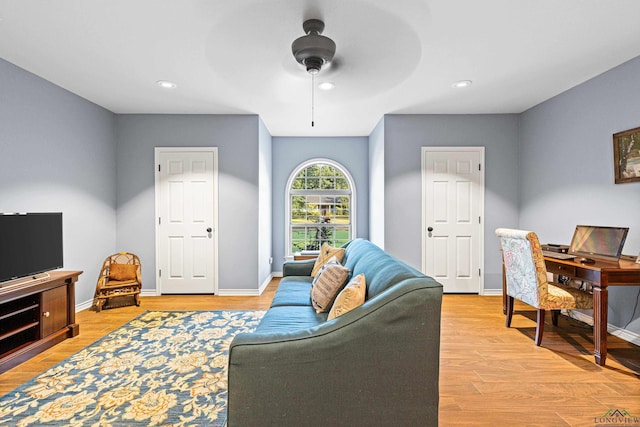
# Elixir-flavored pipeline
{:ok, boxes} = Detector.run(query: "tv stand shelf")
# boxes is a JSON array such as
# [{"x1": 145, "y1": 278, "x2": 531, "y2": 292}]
[{"x1": 0, "y1": 271, "x2": 82, "y2": 374}]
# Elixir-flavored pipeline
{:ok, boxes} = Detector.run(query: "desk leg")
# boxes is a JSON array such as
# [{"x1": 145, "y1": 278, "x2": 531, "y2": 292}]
[{"x1": 593, "y1": 286, "x2": 608, "y2": 366}]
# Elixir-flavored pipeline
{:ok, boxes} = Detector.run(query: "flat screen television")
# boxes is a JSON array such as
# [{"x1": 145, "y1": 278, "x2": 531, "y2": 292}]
[
  {"x1": 568, "y1": 225, "x2": 629, "y2": 262},
  {"x1": 0, "y1": 212, "x2": 64, "y2": 284}
]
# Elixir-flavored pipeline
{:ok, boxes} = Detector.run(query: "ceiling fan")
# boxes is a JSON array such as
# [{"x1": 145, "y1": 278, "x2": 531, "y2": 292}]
[
  {"x1": 291, "y1": 19, "x2": 337, "y2": 127},
  {"x1": 291, "y1": 19, "x2": 336, "y2": 75}
]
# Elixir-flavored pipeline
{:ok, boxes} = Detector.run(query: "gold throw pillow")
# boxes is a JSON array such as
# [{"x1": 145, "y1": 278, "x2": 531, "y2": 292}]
[
  {"x1": 311, "y1": 243, "x2": 346, "y2": 277},
  {"x1": 328, "y1": 273, "x2": 366, "y2": 320}
]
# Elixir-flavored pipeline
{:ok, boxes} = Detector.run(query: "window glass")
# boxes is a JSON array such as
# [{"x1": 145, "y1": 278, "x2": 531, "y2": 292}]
[{"x1": 288, "y1": 162, "x2": 353, "y2": 254}]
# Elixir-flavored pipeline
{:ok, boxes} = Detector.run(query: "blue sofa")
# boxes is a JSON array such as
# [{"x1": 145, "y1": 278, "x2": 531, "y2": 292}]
[{"x1": 228, "y1": 239, "x2": 443, "y2": 426}]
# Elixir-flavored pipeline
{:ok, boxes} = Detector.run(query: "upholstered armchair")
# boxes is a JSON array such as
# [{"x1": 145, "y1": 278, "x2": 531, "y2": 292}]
[{"x1": 495, "y1": 228, "x2": 593, "y2": 345}]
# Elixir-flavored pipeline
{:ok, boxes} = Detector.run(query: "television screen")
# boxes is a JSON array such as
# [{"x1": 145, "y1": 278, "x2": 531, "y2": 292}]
[
  {"x1": 568, "y1": 225, "x2": 629, "y2": 261},
  {"x1": 0, "y1": 213, "x2": 64, "y2": 283}
]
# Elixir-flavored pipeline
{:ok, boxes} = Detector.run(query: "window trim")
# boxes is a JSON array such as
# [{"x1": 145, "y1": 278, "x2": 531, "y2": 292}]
[{"x1": 285, "y1": 158, "x2": 356, "y2": 258}]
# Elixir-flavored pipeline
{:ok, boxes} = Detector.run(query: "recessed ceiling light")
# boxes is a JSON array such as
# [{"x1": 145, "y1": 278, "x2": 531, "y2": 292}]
[
  {"x1": 318, "y1": 82, "x2": 335, "y2": 91},
  {"x1": 156, "y1": 80, "x2": 177, "y2": 89},
  {"x1": 451, "y1": 80, "x2": 472, "y2": 88}
]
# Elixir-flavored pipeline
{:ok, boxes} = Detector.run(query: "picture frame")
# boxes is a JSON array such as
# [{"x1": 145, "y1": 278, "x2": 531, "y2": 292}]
[{"x1": 613, "y1": 126, "x2": 640, "y2": 184}]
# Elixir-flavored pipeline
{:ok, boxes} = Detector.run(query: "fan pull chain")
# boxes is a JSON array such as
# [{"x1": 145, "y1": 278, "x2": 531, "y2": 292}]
[{"x1": 311, "y1": 73, "x2": 315, "y2": 127}]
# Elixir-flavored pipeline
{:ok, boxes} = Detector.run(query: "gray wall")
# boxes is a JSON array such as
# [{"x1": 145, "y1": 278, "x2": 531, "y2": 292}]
[
  {"x1": 271, "y1": 137, "x2": 370, "y2": 272},
  {"x1": 0, "y1": 58, "x2": 117, "y2": 306},
  {"x1": 3, "y1": 51, "x2": 640, "y2": 334},
  {"x1": 520, "y1": 56, "x2": 640, "y2": 332},
  {"x1": 258, "y1": 119, "x2": 273, "y2": 287},
  {"x1": 368, "y1": 119, "x2": 385, "y2": 248},
  {"x1": 115, "y1": 114, "x2": 264, "y2": 293},
  {"x1": 382, "y1": 114, "x2": 521, "y2": 290}
]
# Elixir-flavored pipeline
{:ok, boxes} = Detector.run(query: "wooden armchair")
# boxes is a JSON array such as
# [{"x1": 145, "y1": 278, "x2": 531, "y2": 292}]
[
  {"x1": 495, "y1": 228, "x2": 593, "y2": 345},
  {"x1": 93, "y1": 252, "x2": 142, "y2": 312}
]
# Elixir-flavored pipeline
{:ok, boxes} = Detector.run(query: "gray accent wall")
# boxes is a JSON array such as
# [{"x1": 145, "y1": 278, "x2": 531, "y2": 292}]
[
  {"x1": 271, "y1": 137, "x2": 370, "y2": 272},
  {"x1": 115, "y1": 114, "x2": 265, "y2": 293},
  {"x1": 520, "y1": 56, "x2": 640, "y2": 333},
  {"x1": 368, "y1": 119, "x2": 385, "y2": 248},
  {"x1": 382, "y1": 114, "x2": 521, "y2": 290},
  {"x1": 258, "y1": 119, "x2": 273, "y2": 286},
  {"x1": 0, "y1": 58, "x2": 117, "y2": 306}
]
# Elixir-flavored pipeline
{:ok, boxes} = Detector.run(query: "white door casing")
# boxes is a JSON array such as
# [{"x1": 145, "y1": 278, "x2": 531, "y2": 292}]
[
  {"x1": 422, "y1": 147, "x2": 484, "y2": 293},
  {"x1": 155, "y1": 148, "x2": 218, "y2": 294}
]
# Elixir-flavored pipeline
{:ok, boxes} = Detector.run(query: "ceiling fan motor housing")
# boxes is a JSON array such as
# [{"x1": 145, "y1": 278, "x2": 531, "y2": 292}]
[{"x1": 291, "y1": 19, "x2": 336, "y2": 74}]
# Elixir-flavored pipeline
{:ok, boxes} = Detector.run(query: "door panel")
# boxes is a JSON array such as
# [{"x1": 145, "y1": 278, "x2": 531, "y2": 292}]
[
  {"x1": 158, "y1": 150, "x2": 217, "y2": 294},
  {"x1": 423, "y1": 148, "x2": 484, "y2": 293}
]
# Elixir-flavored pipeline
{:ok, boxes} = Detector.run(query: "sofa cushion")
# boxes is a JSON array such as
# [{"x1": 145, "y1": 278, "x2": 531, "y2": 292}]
[
  {"x1": 311, "y1": 243, "x2": 346, "y2": 277},
  {"x1": 310, "y1": 256, "x2": 349, "y2": 313},
  {"x1": 254, "y1": 306, "x2": 327, "y2": 334},
  {"x1": 328, "y1": 273, "x2": 366, "y2": 320},
  {"x1": 271, "y1": 277, "x2": 313, "y2": 307}
]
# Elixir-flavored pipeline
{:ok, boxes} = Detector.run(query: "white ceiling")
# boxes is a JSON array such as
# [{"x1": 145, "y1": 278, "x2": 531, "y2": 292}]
[{"x1": 2, "y1": 0, "x2": 640, "y2": 136}]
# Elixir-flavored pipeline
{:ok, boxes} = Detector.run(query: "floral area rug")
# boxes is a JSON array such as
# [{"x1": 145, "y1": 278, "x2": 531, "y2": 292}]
[{"x1": 0, "y1": 310, "x2": 264, "y2": 426}]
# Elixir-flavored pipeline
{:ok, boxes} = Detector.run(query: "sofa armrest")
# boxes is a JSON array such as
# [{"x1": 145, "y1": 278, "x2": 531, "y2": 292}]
[
  {"x1": 227, "y1": 279, "x2": 442, "y2": 426},
  {"x1": 282, "y1": 258, "x2": 315, "y2": 277}
]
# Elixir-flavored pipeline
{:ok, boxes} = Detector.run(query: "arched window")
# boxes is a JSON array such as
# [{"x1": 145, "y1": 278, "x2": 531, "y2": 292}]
[{"x1": 286, "y1": 159, "x2": 355, "y2": 256}]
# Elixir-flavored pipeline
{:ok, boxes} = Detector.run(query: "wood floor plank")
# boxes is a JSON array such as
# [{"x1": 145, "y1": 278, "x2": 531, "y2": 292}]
[{"x1": 0, "y1": 282, "x2": 638, "y2": 426}]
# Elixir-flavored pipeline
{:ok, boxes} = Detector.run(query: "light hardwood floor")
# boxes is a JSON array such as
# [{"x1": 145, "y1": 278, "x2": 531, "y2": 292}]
[{"x1": 1, "y1": 279, "x2": 639, "y2": 426}]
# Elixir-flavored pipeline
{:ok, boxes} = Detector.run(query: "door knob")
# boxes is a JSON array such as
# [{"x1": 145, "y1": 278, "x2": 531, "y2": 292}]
[
  {"x1": 206, "y1": 227, "x2": 212, "y2": 233},
  {"x1": 427, "y1": 227, "x2": 433, "y2": 232}
]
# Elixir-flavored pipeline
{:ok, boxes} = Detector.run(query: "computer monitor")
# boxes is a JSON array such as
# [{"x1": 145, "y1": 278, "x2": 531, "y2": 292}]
[{"x1": 568, "y1": 225, "x2": 629, "y2": 262}]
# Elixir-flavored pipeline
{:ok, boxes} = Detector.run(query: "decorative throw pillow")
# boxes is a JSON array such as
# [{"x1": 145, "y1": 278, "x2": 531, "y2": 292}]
[
  {"x1": 311, "y1": 243, "x2": 346, "y2": 277},
  {"x1": 108, "y1": 263, "x2": 138, "y2": 281},
  {"x1": 328, "y1": 273, "x2": 366, "y2": 320},
  {"x1": 310, "y1": 256, "x2": 350, "y2": 313}
]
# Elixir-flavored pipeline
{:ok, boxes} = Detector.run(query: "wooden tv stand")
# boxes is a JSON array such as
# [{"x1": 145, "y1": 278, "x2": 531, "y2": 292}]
[{"x1": 0, "y1": 270, "x2": 82, "y2": 374}]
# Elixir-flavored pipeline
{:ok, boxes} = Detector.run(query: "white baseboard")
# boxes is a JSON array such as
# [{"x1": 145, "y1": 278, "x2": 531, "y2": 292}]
[
  {"x1": 76, "y1": 299, "x2": 93, "y2": 312},
  {"x1": 481, "y1": 288, "x2": 503, "y2": 296},
  {"x1": 215, "y1": 274, "x2": 274, "y2": 296},
  {"x1": 215, "y1": 289, "x2": 261, "y2": 296},
  {"x1": 565, "y1": 309, "x2": 640, "y2": 346}
]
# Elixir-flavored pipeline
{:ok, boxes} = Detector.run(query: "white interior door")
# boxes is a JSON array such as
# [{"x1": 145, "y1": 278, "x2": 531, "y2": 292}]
[
  {"x1": 156, "y1": 148, "x2": 218, "y2": 294},
  {"x1": 422, "y1": 147, "x2": 484, "y2": 293}
]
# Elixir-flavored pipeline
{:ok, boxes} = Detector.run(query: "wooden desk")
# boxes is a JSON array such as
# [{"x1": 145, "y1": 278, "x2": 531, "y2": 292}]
[{"x1": 503, "y1": 257, "x2": 640, "y2": 366}]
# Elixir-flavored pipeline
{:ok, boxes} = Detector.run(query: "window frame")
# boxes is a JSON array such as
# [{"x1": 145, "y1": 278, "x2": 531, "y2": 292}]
[{"x1": 285, "y1": 158, "x2": 356, "y2": 258}]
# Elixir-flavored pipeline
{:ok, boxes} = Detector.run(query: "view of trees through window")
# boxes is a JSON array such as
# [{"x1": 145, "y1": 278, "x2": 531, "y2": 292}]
[{"x1": 290, "y1": 163, "x2": 351, "y2": 253}]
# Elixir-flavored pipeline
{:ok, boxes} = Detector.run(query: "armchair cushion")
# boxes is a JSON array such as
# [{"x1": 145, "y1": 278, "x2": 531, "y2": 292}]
[
  {"x1": 108, "y1": 263, "x2": 138, "y2": 281},
  {"x1": 548, "y1": 282, "x2": 593, "y2": 309}
]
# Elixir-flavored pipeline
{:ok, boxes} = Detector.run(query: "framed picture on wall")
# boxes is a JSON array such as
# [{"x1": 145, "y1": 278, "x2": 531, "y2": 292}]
[{"x1": 613, "y1": 126, "x2": 640, "y2": 184}]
